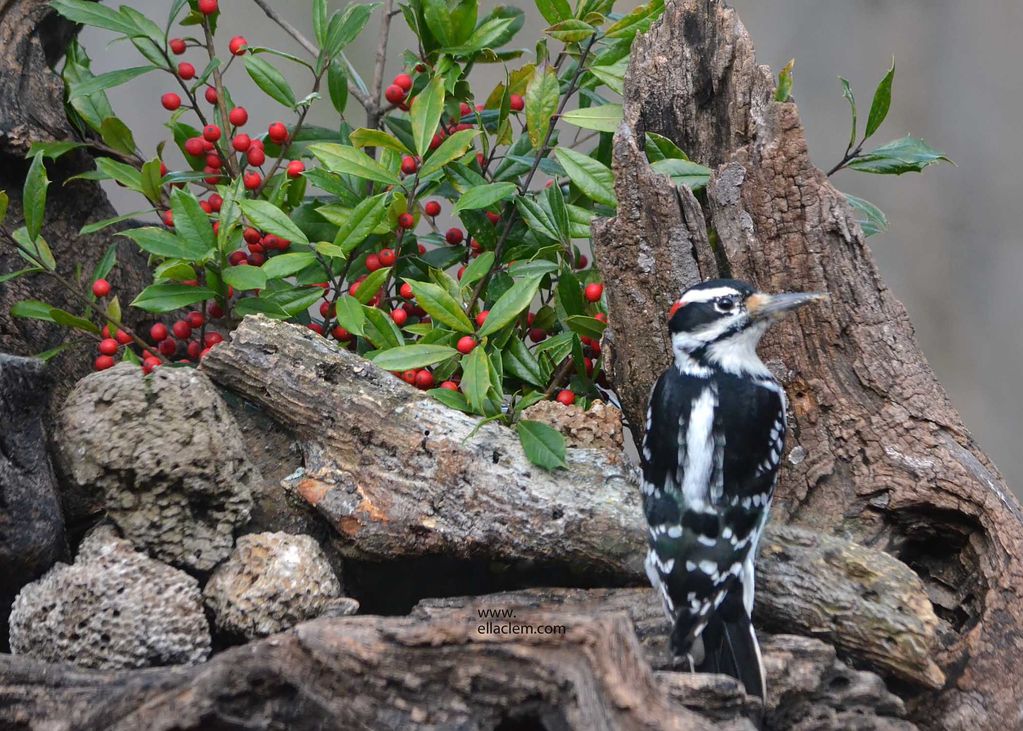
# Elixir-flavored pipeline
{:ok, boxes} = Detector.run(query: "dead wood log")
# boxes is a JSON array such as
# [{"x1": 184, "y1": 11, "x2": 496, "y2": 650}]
[
  {"x1": 0, "y1": 611, "x2": 746, "y2": 731},
  {"x1": 591, "y1": 0, "x2": 1023, "y2": 727},
  {"x1": 0, "y1": 0, "x2": 151, "y2": 406},
  {"x1": 202, "y1": 315, "x2": 943, "y2": 690}
]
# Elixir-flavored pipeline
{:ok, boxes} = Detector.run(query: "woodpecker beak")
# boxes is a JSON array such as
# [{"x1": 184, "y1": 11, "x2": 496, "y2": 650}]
[{"x1": 746, "y1": 291, "x2": 826, "y2": 319}]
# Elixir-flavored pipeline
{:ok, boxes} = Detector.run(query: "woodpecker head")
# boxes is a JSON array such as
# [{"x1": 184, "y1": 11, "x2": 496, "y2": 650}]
[{"x1": 667, "y1": 279, "x2": 824, "y2": 376}]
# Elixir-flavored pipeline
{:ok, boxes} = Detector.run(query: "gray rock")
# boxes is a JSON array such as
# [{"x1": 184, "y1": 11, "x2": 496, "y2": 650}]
[
  {"x1": 204, "y1": 532, "x2": 345, "y2": 639},
  {"x1": 9, "y1": 525, "x2": 210, "y2": 669},
  {"x1": 55, "y1": 363, "x2": 257, "y2": 572},
  {"x1": 0, "y1": 353, "x2": 67, "y2": 650}
]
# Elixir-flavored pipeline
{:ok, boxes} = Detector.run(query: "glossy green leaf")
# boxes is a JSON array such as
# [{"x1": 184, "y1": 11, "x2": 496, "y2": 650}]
[
  {"x1": 565, "y1": 314, "x2": 606, "y2": 339},
  {"x1": 561, "y1": 104, "x2": 623, "y2": 133},
  {"x1": 333, "y1": 194, "x2": 388, "y2": 254},
  {"x1": 371, "y1": 344, "x2": 459, "y2": 370},
  {"x1": 139, "y1": 158, "x2": 163, "y2": 205},
  {"x1": 232, "y1": 296, "x2": 290, "y2": 319},
  {"x1": 410, "y1": 76, "x2": 446, "y2": 157},
  {"x1": 313, "y1": 0, "x2": 329, "y2": 45},
  {"x1": 324, "y1": 3, "x2": 379, "y2": 58},
  {"x1": 12, "y1": 228, "x2": 55, "y2": 270},
  {"x1": 119, "y1": 227, "x2": 203, "y2": 259},
  {"x1": 848, "y1": 136, "x2": 952, "y2": 175},
  {"x1": 245, "y1": 55, "x2": 297, "y2": 108},
  {"x1": 23, "y1": 154, "x2": 49, "y2": 243},
  {"x1": 604, "y1": 0, "x2": 664, "y2": 40},
  {"x1": 170, "y1": 188, "x2": 215, "y2": 255},
  {"x1": 478, "y1": 275, "x2": 543, "y2": 337},
  {"x1": 50, "y1": 0, "x2": 138, "y2": 34},
  {"x1": 362, "y1": 305, "x2": 403, "y2": 348},
  {"x1": 49, "y1": 307, "x2": 99, "y2": 334},
  {"x1": 92, "y1": 243, "x2": 118, "y2": 282},
  {"x1": 0, "y1": 191, "x2": 8, "y2": 225},
  {"x1": 555, "y1": 148, "x2": 617, "y2": 207},
  {"x1": 452, "y1": 182, "x2": 517, "y2": 214},
  {"x1": 327, "y1": 59, "x2": 349, "y2": 115},
  {"x1": 865, "y1": 58, "x2": 895, "y2": 139},
  {"x1": 839, "y1": 77, "x2": 857, "y2": 152},
  {"x1": 99, "y1": 117, "x2": 136, "y2": 156},
  {"x1": 239, "y1": 199, "x2": 310, "y2": 245},
  {"x1": 516, "y1": 196, "x2": 559, "y2": 242},
  {"x1": 546, "y1": 19, "x2": 595, "y2": 42},
  {"x1": 310, "y1": 143, "x2": 401, "y2": 186},
  {"x1": 350, "y1": 128, "x2": 411, "y2": 155},
  {"x1": 524, "y1": 66, "x2": 559, "y2": 148},
  {"x1": 334, "y1": 294, "x2": 366, "y2": 335},
  {"x1": 845, "y1": 193, "x2": 889, "y2": 237},
  {"x1": 534, "y1": 0, "x2": 571, "y2": 24},
  {"x1": 408, "y1": 280, "x2": 475, "y2": 333},
  {"x1": 649, "y1": 158, "x2": 712, "y2": 191},
  {"x1": 222, "y1": 264, "x2": 267, "y2": 291},
  {"x1": 419, "y1": 128, "x2": 480, "y2": 177},
  {"x1": 587, "y1": 57, "x2": 626, "y2": 94},
  {"x1": 261, "y1": 252, "x2": 318, "y2": 279},
  {"x1": 459, "y1": 251, "x2": 495, "y2": 287},
  {"x1": 502, "y1": 337, "x2": 546, "y2": 387},
  {"x1": 130, "y1": 284, "x2": 217, "y2": 312},
  {"x1": 517, "y1": 420, "x2": 567, "y2": 469},
  {"x1": 67, "y1": 66, "x2": 153, "y2": 100},
  {"x1": 11, "y1": 300, "x2": 56, "y2": 322},
  {"x1": 353, "y1": 267, "x2": 391, "y2": 304},
  {"x1": 427, "y1": 387, "x2": 472, "y2": 413},
  {"x1": 423, "y1": 0, "x2": 479, "y2": 47},
  {"x1": 461, "y1": 346, "x2": 492, "y2": 413},
  {"x1": 0, "y1": 267, "x2": 41, "y2": 284},
  {"x1": 28, "y1": 141, "x2": 86, "y2": 160}
]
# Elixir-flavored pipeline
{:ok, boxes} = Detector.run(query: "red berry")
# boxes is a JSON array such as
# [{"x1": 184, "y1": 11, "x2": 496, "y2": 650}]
[
  {"x1": 308, "y1": 322, "x2": 325, "y2": 335},
  {"x1": 555, "y1": 390, "x2": 576, "y2": 406},
  {"x1": 268, "y1": 122, "x2": 288, "y2": 144},
  {"x1": 162, "y1": 210, "x2": 174, "y2": 227},
  {"x1": 595, "y1": 312, "x2": 608, "y2": 324},
  {"x1": 204, "y1": 86, "x2": 218, "y2": 104},
  {"x1": 229, "y1": 107, "x2": 249, "y2": 126},
  {"x1": 398, "y1": 213, "x2": 415, "y2": 229},
  {"x1": 391, "y1": 308, "x2": 408, "y2": 326},
  {"x1": 172, "y1": 320, "x2": 192, "y2": 340},
  {"x1": 203, "y1": 124, "x2": 221, "y2": 142},
  {"x1": 229, "y1": 36, "x2": 248, "y2": 55},
  {"x1": 529, "y1": 327, "x2": 547, "y2": 343},
  {"x1": 424, "y1": 200, "x2": 441, "y2": 217},
  {"x1": 400, "y1": 282, "x2": 414, "y2": 300},
  {"x1": 401, "y1": 369, "x2": 418, "y2": 385},
  {"x1": 208, "y1": 193, "x2": 223, "y2": 212},
  {"x1": 418, "y1": 243, "x2": 426, "y2": 255},
  {"x1": 445, "y1": 228, "x2": 464, "y2": 246},
  {"x1": 584, "y1": 282, "x2": 604, "y2": 303},
  {"x1": 242, "y1": 228, "x2": 261, "y2": 246},
  {"x1": 475, "y1": 310, "x2": 489, "y2": 327},
  {"x1": 440, "y1": 380, "x2": 459, "y2": 391},
  {"x1": 184, "y1": 137, "x2": 205, "y2": 157},
  {"x1": 378, "y1": 248, "x2": 396, "y2": 267},
  {"x1": 169, "y1": 38, "x2": 186, "y2": 55},
  {"x1": 187, "y1": 311, "x2": 205, "y2": 329},
  {"x1": 244, "y1": 171, "x2": 262, "y2": 190},
  {"x1": 150, "y1": 323, "x2": 169, "y2": 342},
  {"x1": 207, "y1": 302, "x2": 225, "y2": 318},
  {"x1": 394, "y1": 73, "x2": 413, "y2": 91},
  {"x1": 429, "y1": 133, "x2": 444, "y2": 150},
  {"x1": 457, "y1": 336, "x2": 476, "y2": 355},
  {"x1": 98, "y1": 338, "x2": 118, "y2": 356},
  {"x1": 94, "y1": 355, "x2": 115, "y2": 371},
  {"x1": 204, "y1": 332, "x2": 224, "y2": 347},
  {"x1": 414, "y1": 369, "x2": 434, "y2": 390},
  {"x1": 365, "y1": 253, "x2": 382, "y2": 272},
  {"x1": 178, "y1": 62, "x2": 196, "y2": 80},
  {"x1": 247, "y1": 252, "x2": 265, "y2": 266},
  {"x1": 160, "y1": 161, "x2": 168, "y2": 176},
  {"x1": 287, "y1": 160, "x2": 305, "y2": 178},
  {"x1": 161, "y1": 93, "x2": 181, "y2": 111},
  {"x1": 142, "y1": 357, "x2": 161, "y2": 374},
  {"x1": 510, "y1": 94, "x2": 524, "y2": 112},
  {"x1": 247, "y1": 147, "x2": 265, "y2": 166},
  {"x1": 331, "y1": 326, "x2": 352, "y2": 342},
  {"x1": 456, "y1": 266, "x2": 466, "y2": 280},
  {"x1": 576, "y1": 254, "x2": 588, "y2": 269},
  {"x1": 229, "y1": 250, "x2": 247, "y2": 265},
  {"x1": 158, "y1": 338, "x2": 177, "y2": 356},
  {"x1": 384, "y1": 84, "x2": 406, "y2": 105},
  {"x1": 476, "y1": 152, "x2": 486, "y2": 168},
  {"x1": 92, "y1": 279, "x2": 111, "y2": 297},
  {"x1": 115, "y1": 329, "x2": 132, "y2": 345},
  {"x1": 401, "y1": 156, "x2": 418, "y2": 175},
  {"x1": 185, "y1": 341, "x2": 201, "y2": 359},
  {"x1": 198, "y1": 0, "x2": 218, "y2": 14}
]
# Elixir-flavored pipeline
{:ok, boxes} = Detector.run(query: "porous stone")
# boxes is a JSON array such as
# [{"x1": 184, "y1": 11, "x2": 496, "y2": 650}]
[
  {"x1": 522, "y1": 398, "x2": 625, "y2": 451},
  {"x1": 204, "y1": 532, "x2": 344, "y2": 639},
  {"x1": 0, "y1": 353, "x2": 66, "y2": 650},
  {"x1": 55, "y1": 363, "x2": 257, "y2": 571},
  {"x1": 9, "y1": 525, "x2": 210, "y2": 669}
]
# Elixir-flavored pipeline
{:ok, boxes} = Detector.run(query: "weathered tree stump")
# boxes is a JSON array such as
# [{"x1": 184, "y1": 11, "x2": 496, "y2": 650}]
[{"x1": 592, "y1": 0, "x2": 1023, "y2": 727}]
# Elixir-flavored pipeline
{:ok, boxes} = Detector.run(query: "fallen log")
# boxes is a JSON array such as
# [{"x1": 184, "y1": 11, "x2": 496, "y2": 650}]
[
  {"x1": 202, "y1": 315, "x2": 943, "y2": 690},
  {"x1": 591, "y1": 0, "x2": 1023, "y2": 726}
]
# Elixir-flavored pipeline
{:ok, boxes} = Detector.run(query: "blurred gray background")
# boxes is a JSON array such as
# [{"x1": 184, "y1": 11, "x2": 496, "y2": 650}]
[{"x1": 83, "y1": 0, "x2": 1023, "y2": 494}]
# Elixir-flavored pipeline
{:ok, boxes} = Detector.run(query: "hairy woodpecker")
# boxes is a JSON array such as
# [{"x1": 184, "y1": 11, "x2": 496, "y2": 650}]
[{"x1": 640, "y1": 278, "x2": 823, "y2": 698}]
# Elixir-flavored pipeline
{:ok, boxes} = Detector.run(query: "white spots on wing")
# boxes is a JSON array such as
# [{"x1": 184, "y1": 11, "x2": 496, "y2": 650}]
[
  {"x1": 685, "y1": 560, "x2": 698, "y2": 572},
  {"x1": 697, "y1": 535, "x2": 717, "y2": 547},
  {"x1": 698, "y1": 560, "x2": 718, "y2": 578},
  {"x1": 667, "y1": 525, "x2": 683, "y2": 539}
]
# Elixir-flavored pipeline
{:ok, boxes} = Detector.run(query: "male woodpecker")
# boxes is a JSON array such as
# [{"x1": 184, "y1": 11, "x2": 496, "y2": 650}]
[{"x1": 640, "y1": 279, "x2": 823, "y2": 698}]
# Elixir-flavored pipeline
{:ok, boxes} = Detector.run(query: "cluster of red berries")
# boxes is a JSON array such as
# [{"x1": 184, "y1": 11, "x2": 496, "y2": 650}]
[{"x1": 148, "y1": 313, "x2": 223, "y2": 365}]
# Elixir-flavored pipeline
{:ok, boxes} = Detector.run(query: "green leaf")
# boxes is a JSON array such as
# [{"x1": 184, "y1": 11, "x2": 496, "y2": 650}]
[
  {"x1": 362, "y1": 305, "x2": 402, "y2": 348},
  {"x1": 478, "y1": 275, "x2": 543, "y2": 337},
  {"x1": 0, "y1": 191, "x2": 7, "y2": 225},
  {"x1": 310, "y1": 143, "x2": 401, "y2": 186},
  {"x1": 546, "y1": 19, "x2": 595, "y2": 42},
  {"x1": 232, "y1": 296, "x2": 290, "y2": 319},
  {"x1": 324, "y1": 2, "x2": 378, "y2": 58},
  {"x1": 587, "y1": 57, "x2": 626, "y2": 95},
  {"x1": 555, "y1": 148, "x2": 617, "y2": 207},
  {"x1": 459, "y1": 251, "x2": 494, "y2": 287},
  {"x1": 452, "y1": 182, "x2": 517, "y2": 214},
  {"x1": 34, "y1": 343, "x2": 70, "y2": 362},
  {"x1": 502, "y1": 337, "x2": 545, "y2": 387},
  {"x1": 604, "y1": 0, "x2": 664, "y2": 40},
  {"x1": 334, "y1": 294, "x2": 366, "y2": 335},
  {"x1": 461, "y1": 346, "x2": 492, "y2": 413},
  {"x1": 99, "y1": 117, "x2": 136, "y2": 156},
  {"x1": 261, "y1": 252, "x2": 317, "y2": 279},
  {"x1": 423, "y1": 0, "x2": 479, "y2": 47},
  {"x1": 239, "y1": 200, "x2": 310, "y2": 245},
  {"x1": 11, "y1": 300, "x2": 56, "y2": 322},
  {"x1": 561, "y1": 104, "x2": 623, "y2": 133},
  {"x1": 556, "y1": 269, "x2": 585, "y2": 316},
  {"x1": 28, "y1": 141, "x2": 85, "y2": 160},
  {"x1": 775, "y1": 58, "x2": 795, "y2": 102},
  {"x1": 67, "y1": 66, "x2": 154, "y2": 100},
  {"x1": 12, "y1": 228, "x2": 55, "y2": 270},
  {"x1": 92, "y1": 243, "x2": 118, "y2": 282},
  {"x1": 23, "y1": 154, "x2": 49, "y2": 243},
  {"x1": 865, "y1": 58, "x2": 895, "y2": 139},
  {"x1": 565, "y1": 314, "x2": 606, "y2": 339},
  {"x1": 844, "y1": 193, "x2": 889, "y2": 237},
  {"x1": 427, "y1": 387, "x2": 472, "y2": 413},
  {"x1": 353, "y1": 267, "x2": 391, "y2": 304},
  {"x1": 410, "y1": 76, "x2": 446, "y2": 157},
  {"x1": 49, "y1": 307, "x2": 99, "y2": 334},
  {"x1": 120, "y1": 226, "x2": 209, "y2": 260},
  {"x1": 131, "y1": 284, "x2": 217, "y2": 313},
  {"x1": 333, "y1": 194, "x2": 388, "y2": 254},
  {"x1": 50, "y1": 0, "x2": 138, "y2": 34},
  {"x1": 848, "y1": 136, "x2": 952, "y2": 175},
  {"x1": 516, "y1": 196, "x2": 560, "y2": 242},
  {"x1": 327, "y1": 59, "x2": 349, "y2": 115},
  {"x1": 245, "y1": 55, "x2": 297, "y2": 108},
  {"x1": 371, "y1": 344, "x2": 459, "y2": 370},
  {"x1": 0, "y1": 267, "x2": 42, "y2": 284},
  {"x1": 650, "y1": 158, "x2": 712, "y2": 191},
  {"x1": 350, "y1": 128, "x2": 411, "y2": 155},
  {"x1": 839, "y1": 77, "x2": 857, "y2": 152},
  {"x1": 170, "y1": 188, "x2": 215, "y2": 256},
  {"x1": 419, "y1": 128, "x2": 480, "y2": 177},
  {"x1": 313, "y1": 0, "x2": 329, "y2": 45},
  {"x1": 517, "y1": 420, "x2": 567, "y2": 469},
  {"x1": 451, "y1": 15, "x2": 517, "y2": 53},
  {"x1": 534, "y1": 0, "x2": 571, "y2": 24},
  {"x1": 408, "y1": 280, "x2": 475, "y2": 333},
  {"x1": 223, "y1": 264, "x2": 267, "y2": 291},
  {"x1": 524, "y1": 66, "x2": 559, "y2": 148}
]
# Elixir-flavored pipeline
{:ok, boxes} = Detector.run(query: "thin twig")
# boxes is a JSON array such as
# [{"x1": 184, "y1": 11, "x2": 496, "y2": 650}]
[
  {"x1": 202, "y1": 20, "x2": 240, "y2": 178},
  {"x1": 367, "y1": 0, "x2": 396, "y2": 129}
]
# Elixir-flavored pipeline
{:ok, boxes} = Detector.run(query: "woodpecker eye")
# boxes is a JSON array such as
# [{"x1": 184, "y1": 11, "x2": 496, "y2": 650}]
[{"x1": 715, "y1": 297, "x2": 736, "y2": 313}]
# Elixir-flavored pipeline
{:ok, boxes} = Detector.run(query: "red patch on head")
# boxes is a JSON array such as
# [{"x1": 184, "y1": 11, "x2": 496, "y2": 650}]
[{"x1": 668, "y1": 301, "x2": 684, "y2": 320}]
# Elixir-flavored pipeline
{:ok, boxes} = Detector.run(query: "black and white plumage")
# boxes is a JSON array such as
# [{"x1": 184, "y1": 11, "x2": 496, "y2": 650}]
[{"x1": 640, "y1": 279, "x2": 823, "y2": 699}]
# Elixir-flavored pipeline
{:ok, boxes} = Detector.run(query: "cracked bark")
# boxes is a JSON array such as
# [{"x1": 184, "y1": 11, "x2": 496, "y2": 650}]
[{"x1": 592, "y1": 1, "x2": 1023, "y2": 728}]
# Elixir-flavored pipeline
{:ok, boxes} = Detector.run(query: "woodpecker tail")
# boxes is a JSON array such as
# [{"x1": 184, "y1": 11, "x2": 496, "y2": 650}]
[{"x1": 694, "y1": 589, "x2": 766, "y2": 699}]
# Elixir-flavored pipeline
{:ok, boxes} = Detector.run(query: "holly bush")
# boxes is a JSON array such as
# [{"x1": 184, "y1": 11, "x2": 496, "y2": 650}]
[{"x1": 0, "y1": 0, "x2": 947, "y2": 468}]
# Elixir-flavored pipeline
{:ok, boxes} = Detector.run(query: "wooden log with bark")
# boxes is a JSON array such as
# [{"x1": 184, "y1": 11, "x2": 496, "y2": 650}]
[{"x1": 591, "y1": 0, "x2": 1023, "y2": 727}]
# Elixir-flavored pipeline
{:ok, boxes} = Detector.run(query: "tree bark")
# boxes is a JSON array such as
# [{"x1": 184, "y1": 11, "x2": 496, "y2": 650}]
[
  {"x1": 201, "y1": 315, "x2": 944, "y2": 691},
  {"x1": 591, "y1": 1, "x2": 1023, "y2": 727},
  {"x1": 0, "y1": 0, "x2": 151, "y2": 406}
]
